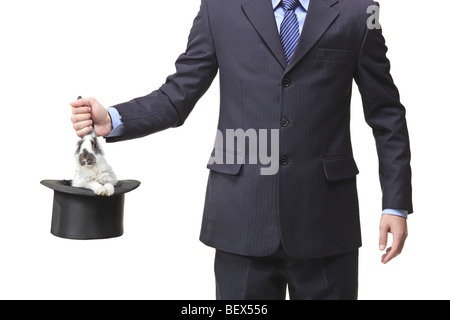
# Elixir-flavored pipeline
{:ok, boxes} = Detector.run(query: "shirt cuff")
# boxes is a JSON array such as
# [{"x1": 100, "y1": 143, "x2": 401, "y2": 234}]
[
  {"x1": 382, "y1": 208, "x2": 408, "y2": 219},
  {"x1": 106, "y1": 107, "x2": 124, "y2": 137}
]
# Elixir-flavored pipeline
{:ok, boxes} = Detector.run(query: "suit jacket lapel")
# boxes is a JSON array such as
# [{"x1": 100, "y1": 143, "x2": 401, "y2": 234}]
[
  {"x1": 241, "y1": 0, "x2": 340, "y2": 72},
  {"x1": 286, "y1": 0, "x2": 340, "y2": 73},
  {"x1": 241, "y1": 0, "x2": 287, "y2": 69}
]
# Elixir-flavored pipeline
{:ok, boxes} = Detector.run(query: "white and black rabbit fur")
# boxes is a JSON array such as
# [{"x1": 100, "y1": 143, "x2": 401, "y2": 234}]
[{"x1": 72, "y1": 130, "x2": 117, "y2": 196}]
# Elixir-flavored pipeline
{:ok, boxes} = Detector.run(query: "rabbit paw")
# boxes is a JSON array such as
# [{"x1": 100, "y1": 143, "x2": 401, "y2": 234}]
[
  {"x1": 104, "y1": 183, "x2": 115, "y2": 196},
  {"x1": 92, "y1": 184, "x2": 108, "y2": 196}
]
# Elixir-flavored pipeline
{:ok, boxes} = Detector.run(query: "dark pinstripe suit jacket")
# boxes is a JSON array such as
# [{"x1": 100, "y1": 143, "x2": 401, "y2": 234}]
[{"x1": 107, "y1": 0, "x2": 413, "y2": 258}]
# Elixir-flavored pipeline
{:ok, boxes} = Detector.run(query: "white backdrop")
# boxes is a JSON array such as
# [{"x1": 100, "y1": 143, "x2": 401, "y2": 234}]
[{"x1": 0, "y1": 0, "x2": 448, "y2": 300}]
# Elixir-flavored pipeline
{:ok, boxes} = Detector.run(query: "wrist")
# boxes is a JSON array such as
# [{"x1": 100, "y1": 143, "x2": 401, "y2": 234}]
[
  {"x1": 382, "y1": 208, "x2": 408, "y2": 219},
  {"x1": 106, "y1": 111, "x2": 113, "y2": 133},
  {"x1": 105, "y1": 107, "x2": 124, "y2": 138}
]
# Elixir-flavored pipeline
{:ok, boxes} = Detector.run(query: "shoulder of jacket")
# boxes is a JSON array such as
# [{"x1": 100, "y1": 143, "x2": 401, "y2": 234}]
[
  {"x1": 337, "y1": 0, "x2": 379, "y2": 23},
  {"x1": 203, "y1": 0, "x2": 248, "y2": 7}
]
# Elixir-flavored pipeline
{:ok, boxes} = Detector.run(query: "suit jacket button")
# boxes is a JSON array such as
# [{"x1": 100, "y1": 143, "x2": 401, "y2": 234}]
[
  {"x1": 280, "y1": 156, "x2": 289, "y2": 165},
  {"x1": 281, "y1": 118, "x2": 289, "y2": 127},
  {"x1": 282, "y1": 78, "x2": 291, "y2": 87}
]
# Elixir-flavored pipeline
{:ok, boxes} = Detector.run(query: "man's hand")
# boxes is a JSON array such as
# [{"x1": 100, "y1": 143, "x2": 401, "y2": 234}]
[
  {"x1": 70, "y1": 97, "x2": 112, "y2": 137},
  {"x1": 379, "y1": 214, "x2": 408, "y2": 264}
]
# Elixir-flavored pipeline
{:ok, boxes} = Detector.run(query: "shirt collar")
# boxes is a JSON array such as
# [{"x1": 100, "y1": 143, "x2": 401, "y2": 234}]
[{"x1": 271, "y1": 0, "x2": 310, "y2": 11}]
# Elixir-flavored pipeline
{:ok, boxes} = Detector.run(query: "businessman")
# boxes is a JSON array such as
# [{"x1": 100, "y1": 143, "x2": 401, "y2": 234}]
[{"x1": 71, "y1": 0, "x2": 412, "y2": 300}]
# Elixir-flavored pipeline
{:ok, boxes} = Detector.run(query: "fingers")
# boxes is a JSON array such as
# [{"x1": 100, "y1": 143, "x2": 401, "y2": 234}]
[
  {"x1": 72, "y1": 106, "x2": 91, "y2": 115},
  {"x1": 70, "y1": 97, "x2": 94, "y2": 108},
  {"x1": 381, "y1": 248, "x2": 391, "y2": 264},
  {"x1": 381, "y1": 233, "x2": 406, "y2": 264},
  {"x1": 69, "y1": 97, "x2": 109, "y2": 137},
  {"x1": 71, "y1": 113, "x2": 91, "y2": 124},
  {"x1": 71, "y1": 108, "x2": 93, "y2": 137},
  {"x1": 70, "y1": 98, "x2": 95, "y2": 137},
  {"x1": 76, "y1": 126, "x2": 93, "y2": 138},
  {"x1": 379, "y1": 215, "x2": 408, "y2": 264},
  {"x1": 73, "y1": 119, "x2": 93, "y2": 131},
  {"x1": 379, "y1": 224, "x2": 388, "y2": 252},
  {"x1": 73, "y1": 119, "x2": 93, "y2": 137}
]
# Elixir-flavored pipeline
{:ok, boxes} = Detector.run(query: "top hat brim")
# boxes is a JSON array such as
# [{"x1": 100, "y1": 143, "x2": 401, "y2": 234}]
[
  {"x1": 40, "y1": 180, "x2": 141, "y2": 196},
  {"x1": 41, "y1": 179, "x2": 140, "y2": 240}
]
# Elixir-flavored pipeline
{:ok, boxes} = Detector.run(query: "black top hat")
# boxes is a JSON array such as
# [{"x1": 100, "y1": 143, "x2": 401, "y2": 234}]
[{"x1": 41, "y1": 180, "x2": 140, "y2": 240}]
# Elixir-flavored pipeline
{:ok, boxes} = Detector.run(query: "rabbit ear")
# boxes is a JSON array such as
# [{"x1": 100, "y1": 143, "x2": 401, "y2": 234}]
[
  {"x1": 75, "y1": 139, "x2": 83, "y2": 154},
  {"x1": 89, "y1": 126, "x2": 97, "y2": 138},
  {"x1": 90, "y1": 135, "x2": 103, "y2": 155}
]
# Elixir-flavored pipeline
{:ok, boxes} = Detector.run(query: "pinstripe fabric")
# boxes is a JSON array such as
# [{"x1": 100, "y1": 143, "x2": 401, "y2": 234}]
[
  {"x1": 108, "y1": 0, "x2": 413, "y2": 259},
  {"x1": 214, "y1": 246, "x2": 359, "y2": 300},
  {"x1": 280, "y1": 0, "x2": 300, "y2": 63}
]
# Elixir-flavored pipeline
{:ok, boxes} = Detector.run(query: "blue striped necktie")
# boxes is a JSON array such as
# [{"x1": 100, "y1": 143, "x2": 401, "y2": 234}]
[{"x1": 280, "y1": 0, "x2": 300, "y2": 64}]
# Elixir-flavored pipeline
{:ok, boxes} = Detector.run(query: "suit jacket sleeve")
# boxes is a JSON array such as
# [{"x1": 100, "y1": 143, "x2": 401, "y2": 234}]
[
  {"x1": 106, "y1": 0, "x2": 218, "y2": 142},
  {"x1": 354, "y1": 3, "x2": 413, "y2": 213}
]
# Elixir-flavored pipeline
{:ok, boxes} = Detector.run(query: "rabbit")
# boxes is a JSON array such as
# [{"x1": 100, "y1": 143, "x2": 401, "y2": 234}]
[{"x1": 72, "y1": 129, "x2": 118, "y2": 196}]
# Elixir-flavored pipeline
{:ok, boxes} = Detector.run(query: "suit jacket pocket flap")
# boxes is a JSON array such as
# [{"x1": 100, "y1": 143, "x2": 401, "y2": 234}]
[
  {"x1": 207, "y1": 150, "x2": 244, "y2": 176},
  {"x1": 315, "y1": 48, "x2": 352, "y2": 61},
  {"x1": 323, "y1": 155, "x2": 359, "y2": 182}
]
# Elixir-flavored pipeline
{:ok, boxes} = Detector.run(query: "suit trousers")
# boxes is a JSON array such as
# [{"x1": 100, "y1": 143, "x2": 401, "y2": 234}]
[{"x1": 214, "y1": 245, "x2": 359, "y2": 300}]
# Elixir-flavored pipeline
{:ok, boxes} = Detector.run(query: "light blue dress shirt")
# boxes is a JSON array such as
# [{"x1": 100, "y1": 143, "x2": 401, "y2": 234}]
[
  {"x1": 107, "y1": 0, "x2": 408, "y2": 218},
  {"x1": 106, "y1": 106, "x2": 124, "y2": 137},
  {"x1": 272, "y1": 0, "x2": 309, "y2": 33}
]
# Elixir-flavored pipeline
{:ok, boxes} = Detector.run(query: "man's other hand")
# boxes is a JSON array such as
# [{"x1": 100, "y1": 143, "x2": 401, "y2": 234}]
[{"x1": 379, "y1": 214, "x2": 408, "y2": 264}]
